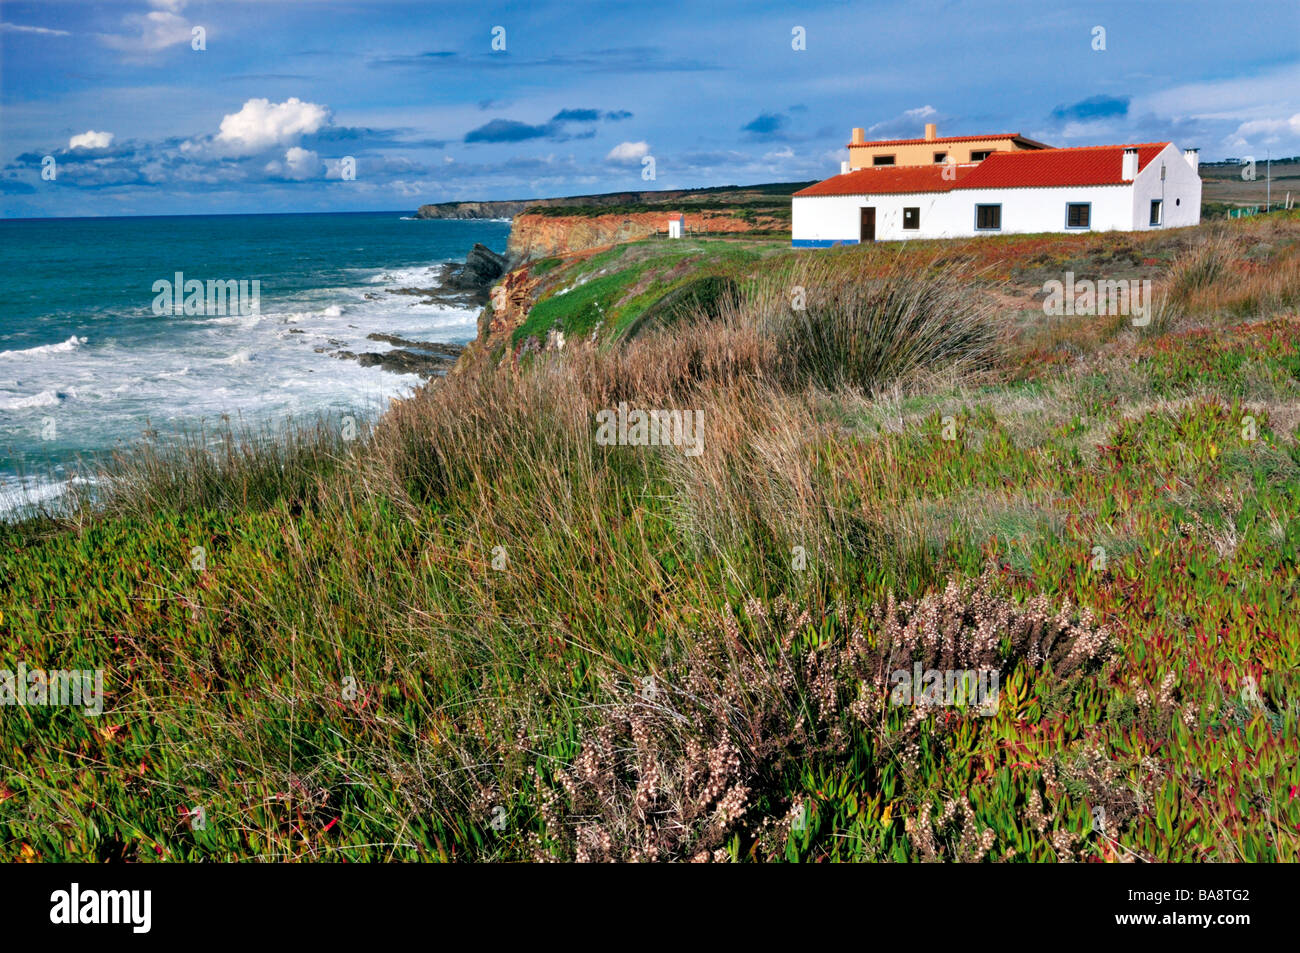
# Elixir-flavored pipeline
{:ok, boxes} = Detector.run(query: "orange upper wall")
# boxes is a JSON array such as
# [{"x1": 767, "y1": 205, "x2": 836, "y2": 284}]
[{"x1": 846, "y1": 126, "x2": 1051, "y2": 170}]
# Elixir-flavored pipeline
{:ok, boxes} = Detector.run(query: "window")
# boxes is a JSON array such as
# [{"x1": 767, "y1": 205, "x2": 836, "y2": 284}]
[
  {"x1": 1066, "y1": 203, "x2": 1091, "y2": 229},
  {"x1": 1150, "y1": 199, "x2": 1163, "y2": 225},
  {"x1": 903, "y1": 207, "x2": 920, "y2": 230},
  {"x1": 975, "y1": 204, "x2": 1001, "y2": 230},
  {"x1": 970, "y1": 150, "x2": 993, "y2": 161},
  {"x1": 872, "y1": 155, "x2": 895, "y2": 166},
  {"x1": 933, "y1": 152, "x2": 947, "y2": 163}
]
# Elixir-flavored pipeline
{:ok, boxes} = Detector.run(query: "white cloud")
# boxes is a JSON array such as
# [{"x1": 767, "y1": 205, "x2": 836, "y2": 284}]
[
  {"x1": 1227, "y1": 113, "x2": 1300, "y2": 149},
  {"x1": 1, "y1": 22, "x2": 71, "y2": 36},
  {"x1": 606, "y1": 140, "x2": 649, "y2": 163},
  {"x1": 100, "y1": 9, "x2": 192, "y2": 53},
  {"x1": 283, "y1": 146, "x2": 321, "y2": 179},
  {"x1": 388, "y1": 180, "x2": 430, "y2": 197},
  {"x1": 1055, "y1": 120, "x2": 1122, "y2": 143},
  {"x1": 1132, "y1": 63, "x2": 1300, "y2": 124},
  {"x1": 867, "y1": 105, "x2": 939, "y2": 138},
  {"x1": 214, "y1": 98, "x2": 331, "y2": 156},
  {"x1": 69, "y1": 130, "x2": 115, "y2": 150}
]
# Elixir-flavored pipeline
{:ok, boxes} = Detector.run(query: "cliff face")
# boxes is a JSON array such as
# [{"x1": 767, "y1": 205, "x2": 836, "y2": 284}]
[
  {"x1": 507, "y1": 210, "x2": 773, "y2": 260},
  {"x1": 415, "y1": 200, "x2": 530, "y2": 220}
]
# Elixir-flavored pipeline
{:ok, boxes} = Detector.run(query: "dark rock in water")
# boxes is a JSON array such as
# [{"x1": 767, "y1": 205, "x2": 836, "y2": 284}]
[
  {"x1": 385, "y1": 244, "x2": 510, "y2": 309},
  {"x1": 443, "y1": 243, "x2": 509, "y2": 292},
  {"x1": 365, "y1": 332, "x2": 465, "y2": 356},
  {"x1": 329, "y1": 335, "x2": 465, "y2": 378}
]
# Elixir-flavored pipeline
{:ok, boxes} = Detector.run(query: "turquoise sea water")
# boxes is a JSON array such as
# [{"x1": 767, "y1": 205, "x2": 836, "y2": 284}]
[{"x1": 0, "y1": 211, "x2": 509, "y2": 512}]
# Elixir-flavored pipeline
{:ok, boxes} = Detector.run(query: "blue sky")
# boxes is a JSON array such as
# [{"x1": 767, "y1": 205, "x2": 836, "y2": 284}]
[{"x1": 2, "y1": 0, "x2": 1298, "y2": 217}]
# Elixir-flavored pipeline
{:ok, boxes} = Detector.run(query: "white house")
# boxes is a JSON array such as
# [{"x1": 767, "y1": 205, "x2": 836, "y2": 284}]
[
  {"x1": 667, "y1": 214, "x2": 684, "y2": 239},
  {"x1": 792, "y1": 142, "x2": 1201, "y2": 246}
]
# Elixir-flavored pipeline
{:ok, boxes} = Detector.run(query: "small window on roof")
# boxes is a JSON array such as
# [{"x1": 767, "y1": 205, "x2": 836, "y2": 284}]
[
  {"x1": 970, "y1": 150, "x2": 993, "y2": 161},
  {"x1": 903, "y1": 207, "x2": 920, "y2": 230},
  {"x1": 872, "y1": 155, "x2": 895, "y2": 166},
  {"x1": 933, "y1": 152, "x2": 947, "y2": 163}
]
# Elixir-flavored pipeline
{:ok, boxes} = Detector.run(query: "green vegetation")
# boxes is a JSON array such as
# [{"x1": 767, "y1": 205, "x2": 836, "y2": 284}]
[
  {"x1": 620, "y1": 274, "x2": 738, "y2": 340},
  {"x1": 512, "y1": 238, "x2": 783, "y2": 343},
  {"x1": 3, "y1": 213, "x2": 1299, "y2": 862}
]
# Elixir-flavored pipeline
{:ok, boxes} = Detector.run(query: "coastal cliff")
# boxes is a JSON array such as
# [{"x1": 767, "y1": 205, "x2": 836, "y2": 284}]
[
  {"x1": 506, "y1": 208, "x2": 782, "y2": 260},
  {"x1": 414, "y1": 180, "x2": 814, "y2": 221},
  {"x1": 417, "y1": 190, "x2": 715, "y2": 220},
  {"x1": 434, "y1": 180, "x2": 807, "y2": 368}
]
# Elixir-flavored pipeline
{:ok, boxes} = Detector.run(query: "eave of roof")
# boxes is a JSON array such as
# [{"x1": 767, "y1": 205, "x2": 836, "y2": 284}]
[{"x1": 793, "y1": 163, "x2": 977, "y2": 197}]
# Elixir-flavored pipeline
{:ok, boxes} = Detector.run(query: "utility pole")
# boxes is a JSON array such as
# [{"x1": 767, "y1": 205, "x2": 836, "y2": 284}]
[{"x1": 1267, "y1": 149, "x2": 1271, "y2": 212}]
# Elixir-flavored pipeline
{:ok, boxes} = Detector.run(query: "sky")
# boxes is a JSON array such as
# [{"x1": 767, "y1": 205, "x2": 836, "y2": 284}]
[{"x1": 1, "y1": 0, "x2": 1298, "y2": 218}]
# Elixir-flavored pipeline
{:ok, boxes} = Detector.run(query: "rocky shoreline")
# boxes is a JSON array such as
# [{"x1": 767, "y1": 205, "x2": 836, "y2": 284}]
[{"x1": 324, "y1": 242, "x2": 509, "y2": 379}]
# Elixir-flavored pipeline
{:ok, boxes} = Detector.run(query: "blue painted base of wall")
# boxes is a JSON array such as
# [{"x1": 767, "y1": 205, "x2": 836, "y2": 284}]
[{"x1": 791, "y1": 239, "x2": 860, "y2": 248}]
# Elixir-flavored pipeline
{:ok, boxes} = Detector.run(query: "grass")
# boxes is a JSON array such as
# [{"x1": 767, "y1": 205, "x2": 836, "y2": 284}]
[
  {"x1": 2, "y1": 214, "x2": 1299, "y2": 862},
  {"x1": 512, "y1": 238, "x2": 782, "y2": 343}
]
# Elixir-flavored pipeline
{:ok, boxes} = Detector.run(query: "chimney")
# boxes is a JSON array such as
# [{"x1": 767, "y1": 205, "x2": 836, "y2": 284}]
[
  {"x1": 1184, "y1": 148, "x2": 1200, "y2": 174},
  {"x1": 924, "y1": 123, "x2": 937, "y2": 141},
  {"x1": 1121, "y1": 147, "x2": 1139, "y2": 181},
  {"x1": 851, "y1": 127, "x2": 865, "y2": 144},
  {"x1": 840, "y1": 160, "x2": 850, "y2": 175}
]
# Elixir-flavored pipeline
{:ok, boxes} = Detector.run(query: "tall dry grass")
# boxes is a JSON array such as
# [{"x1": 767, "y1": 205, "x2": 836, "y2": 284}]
[
  {"x1": 742, "y1": 251, "x2": 1004, "y2": 392},
  {"x1": 68, "y1": 414, "x2": 355, "y2": 520},
  {"x1": 1166, "y1": 228, "x2": 1300, "y2": 321},
  {"x1": 353, "y1": 248, "x2": 1003, "y2": 585}
]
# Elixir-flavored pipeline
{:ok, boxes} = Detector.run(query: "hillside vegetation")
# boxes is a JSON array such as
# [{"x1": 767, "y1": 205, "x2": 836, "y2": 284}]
[
  {"x1": 416, "y1": 180, "x2": 814, "y2": 221},
  {"x1": 2, "y1": 212, "x2": 1299, "y2": 862}
]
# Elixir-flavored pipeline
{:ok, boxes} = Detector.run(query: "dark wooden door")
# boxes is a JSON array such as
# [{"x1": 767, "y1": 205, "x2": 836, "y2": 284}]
[{"x1": 860, "y1": 207, "x2": 875, "y2": 242}]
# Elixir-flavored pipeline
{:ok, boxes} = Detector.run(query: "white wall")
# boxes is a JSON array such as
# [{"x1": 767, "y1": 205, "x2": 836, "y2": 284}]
[
  {"x1": 1131, "y1": 144, "x2": 1202, "y2": 230},
  {"x1": 791, "y1": 192, "x2": 872, "y2": 244},
  {"x1": 946, "y1": 184, "x2": 1136, "y2": 237},
  {"x1": 795, "y1": 185, "x2": 1141, "y2": 243}
]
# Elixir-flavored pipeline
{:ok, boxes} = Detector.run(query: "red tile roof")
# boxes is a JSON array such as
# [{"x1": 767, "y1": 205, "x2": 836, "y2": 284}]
[
  {"x1": 956, "y1": 143, "x2": 1169, "y2": 189},
  {"x1": 794, "y1": 143, "x2": 1172, "y2": 197},
  {"x1": 847, "y1": 132, "x2": 1051, "y2": 149},
  {"x1": 793, "y1": 163, "x2": 977, "y2": 197}
]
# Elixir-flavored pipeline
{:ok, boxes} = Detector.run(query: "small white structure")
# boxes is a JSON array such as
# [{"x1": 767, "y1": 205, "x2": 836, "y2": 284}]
[
  {"x1": 792, "y1": 142, "x2": 1201, "y2": 246},
  {"x1": 667, "y1": 214, "x2": 684, "y2": 239}
]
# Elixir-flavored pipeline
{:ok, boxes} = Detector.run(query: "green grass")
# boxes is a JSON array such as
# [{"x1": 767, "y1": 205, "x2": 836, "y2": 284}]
[
  {"x1": 3, "y1": 215, "x2": 1299, "y2": 862},
  {"x1": 512, "y1": 238, "x2": 781, "y2": 343}
]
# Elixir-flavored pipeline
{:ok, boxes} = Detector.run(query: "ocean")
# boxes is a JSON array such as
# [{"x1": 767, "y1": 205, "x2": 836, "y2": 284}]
[{"x1": 0, "y1": 211, "x2": 510, "y2": 514}]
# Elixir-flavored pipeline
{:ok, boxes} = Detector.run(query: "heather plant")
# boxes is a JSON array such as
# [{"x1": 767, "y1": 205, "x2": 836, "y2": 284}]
[{"x1": 523, "y1": 566, "x2": 1112, "y2": 862}]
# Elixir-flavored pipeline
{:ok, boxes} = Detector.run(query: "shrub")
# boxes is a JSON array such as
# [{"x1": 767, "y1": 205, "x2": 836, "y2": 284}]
[
  {"x1": 742, "y1": 251, "x2": 1003, "y2": 392},
  {"x1": 525, "y1": 566, "x2": 1113, "y2": 861},
  {"x1": 1167, "y1": 234, "x2": 1238, "y2": 303}
]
